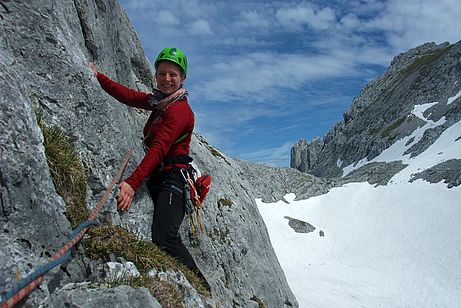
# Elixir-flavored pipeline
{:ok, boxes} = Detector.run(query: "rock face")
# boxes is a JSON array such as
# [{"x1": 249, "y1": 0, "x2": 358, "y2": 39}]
[
  {"x1": 290, "y1": 137, "x2": 324, "y2": 173},
  {"x1": 0, "y1": 1, "x2": 297, "y2": 307},
  {"x1": 236, "y1": 159, "x2": 332, "y2": 202},
  {"x1": 186, "y1": 135, "x2": 299, "y2": 307},
  {"x1": 48, "y1": 284, "x2": 162, "y2": 308},
  {"x1": 284, "y1": 216, "x2": 316, "y2": 234},
  {"x1": 410, "y1": 159, "x2": 461, "y2": 188},
  {"x1": 291, "y1": 41, "x2": 461, "y2": 183}
]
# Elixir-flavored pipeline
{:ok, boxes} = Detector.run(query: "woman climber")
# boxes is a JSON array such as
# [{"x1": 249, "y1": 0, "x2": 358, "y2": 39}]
[{"x1": 89, "y1": 48, "x2": 207, "y2": 285}]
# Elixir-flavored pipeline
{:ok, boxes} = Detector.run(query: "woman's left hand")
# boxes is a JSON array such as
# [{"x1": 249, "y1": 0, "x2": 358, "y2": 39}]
[{"x1": 117, "y1": 181, "x2": 135, "y2": 212}]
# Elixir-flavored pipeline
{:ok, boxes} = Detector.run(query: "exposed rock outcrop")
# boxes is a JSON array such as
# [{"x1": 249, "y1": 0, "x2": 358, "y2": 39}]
[
  {"x1": 291, "y1": 41, "x2": 461, "y2": 184},
  {"x1": 0, "y1": 1, "x2": 298, "y2": 307},
  {"x1": 284, "y1": 216, "x2": 316, "y2": 234},
  {"x1": 237, "y1": 159, "x2": 332, "y2": 202},
  {"x1": 290, "y1": 137, "x2": 324, "y2": 173},
  {"x1": 47, "y1": 284, "x2": 162, "y2": 308},
  {"x1": 410, "y1": 159, "x2": 461, "y2": 188}
]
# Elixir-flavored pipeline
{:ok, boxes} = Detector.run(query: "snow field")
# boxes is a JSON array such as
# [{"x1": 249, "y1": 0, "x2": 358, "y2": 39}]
[{"x1": 257, "y1": 182, "x2": 461, "y2": 307}]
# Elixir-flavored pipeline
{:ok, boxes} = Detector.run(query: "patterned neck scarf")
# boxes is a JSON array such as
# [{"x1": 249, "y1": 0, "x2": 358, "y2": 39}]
[
  {"x1": 147, "y1": 86, "x2": 188, "y2": 124},
  {"x1": 142, "y1": 86, "x2": 189, "y2": 153}
]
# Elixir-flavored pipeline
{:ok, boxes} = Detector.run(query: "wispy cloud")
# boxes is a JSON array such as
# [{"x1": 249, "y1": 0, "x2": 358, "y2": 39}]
[
  {"x1": 236, "y1": 10, "x2": 272, "y2": 29},
  {"x1": 275, "y1": 3, "x2": 336, "y2": 31},
  {"x1": 155, "y1": 10, "x2": 181, "y2": 26},
  {"x1": 363, "y1": 0, "x2": 461, "y2": 51},
  {"x1": 191, "y1": 51, "x2": 367, "y2": 104},
  {"x1": 238, "y1": 141, "x2": 295, "y2": 166},
  {"x1": 188, "y1": 19, "x2": 213, "y2": 35}
]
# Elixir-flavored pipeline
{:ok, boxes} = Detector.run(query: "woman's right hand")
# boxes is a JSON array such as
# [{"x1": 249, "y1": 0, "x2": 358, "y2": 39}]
[
  {"x1": 89, "y1": 62, "x2": 98, "y2": 77},
  {"x1": 117, "y1": 181, "x2": 135, "y2": 212}
]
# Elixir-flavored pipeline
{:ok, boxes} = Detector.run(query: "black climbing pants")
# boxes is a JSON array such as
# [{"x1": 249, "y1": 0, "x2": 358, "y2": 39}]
[{"x1": 146, "y1": 169, "x2": 200, "y2": 273}]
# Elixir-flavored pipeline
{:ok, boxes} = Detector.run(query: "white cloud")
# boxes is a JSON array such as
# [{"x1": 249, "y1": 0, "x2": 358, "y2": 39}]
[
  {"x1": 275, "y1": 3, "x2": 336, "y2": 31},
  {"x1": 191, "y1": 51, "x2": 362, "y2": 103},
  {"x1": 340, "y1": 13, "x2": 361, "y2": 30},
  {"x1": 344, "y1": 0, "x2": 386, "y2": 16},
  {"x1": 237, "y1": 10, "x2": 272, "y2": 29},
  {"x1": 219, "y1": 37, "x2": 272, "y2": 48},
  {"x1": 176, "y1": 0, "x2": 218, "y2": 21},
  {"x1": 155, "y1": 10, "x2": 181, "y2": 26},
  {"x1": 363, "y1": 0, "x2": 461, "y2": 51},
  {"x1": 238, "y1": 141, "x2": 294, "y2": 166},
  {"x1": 188, "y1": 19, "x2": 213, "y2": 35}
]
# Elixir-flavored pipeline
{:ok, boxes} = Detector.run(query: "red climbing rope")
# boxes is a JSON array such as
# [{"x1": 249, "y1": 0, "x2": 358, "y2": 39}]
[{"x1": 1, "y1": 150, "x2": 132, "y2": 308}]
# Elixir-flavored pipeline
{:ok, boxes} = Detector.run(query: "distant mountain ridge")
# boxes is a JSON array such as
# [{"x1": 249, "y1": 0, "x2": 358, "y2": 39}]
[{"x1": 291, "y1": 41, "x2": 461, "y2": 187}]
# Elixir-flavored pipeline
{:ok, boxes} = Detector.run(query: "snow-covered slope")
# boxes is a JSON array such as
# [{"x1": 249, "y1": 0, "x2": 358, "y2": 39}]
[
  {"x1": 342, "y1": 92, "x2": 461, "y2": 183},
  {"x1": 258, "y1": 101, "x2": 461, "y2": 307},
  {"x1": 291, "y1": 41, "x2": 461, "y2": 181}
]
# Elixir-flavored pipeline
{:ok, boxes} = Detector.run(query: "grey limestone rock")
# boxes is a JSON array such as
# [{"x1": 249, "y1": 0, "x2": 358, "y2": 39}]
[
  {"x1": 291, "y1": 137, "x2": 324, "y2": 172},
  {"x1": 237, "y1": 158, "x2": 332, "y2": 202},
  {"x1": 0, "y1": 1, "x2": 298, "y2": 307},
  {"x1": 284, "y1": 216, "x2": 316, "y2": 234},
  {"x1": 291, "y1": 41, "x2": 461, "y2": 184},
  {"x1": 410, "y1": 159, "x2": 461, "y2": 187},
  {"x1": 339, "y1": 161, "x2": 408, "y2": 186},
  {"x1": 1, "y1": 33, "x2": 77, "y2": 306},
  {"x1": 147, "y1": 268, "x2": 216, "y2": 308},
  {"x1": 46, "y1": 283, "x2": 162, "y2": 308}
]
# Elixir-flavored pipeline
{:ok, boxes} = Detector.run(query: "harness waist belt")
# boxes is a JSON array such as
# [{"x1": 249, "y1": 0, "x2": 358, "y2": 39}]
[{"x1": 163, "y1": 155, "x2": 193, "y2": 166}]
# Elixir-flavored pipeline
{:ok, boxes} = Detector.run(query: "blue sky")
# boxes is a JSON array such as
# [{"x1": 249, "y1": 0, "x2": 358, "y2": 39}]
[{"x1": 118, "y1": 0, "x2": 461, "y2": 166}]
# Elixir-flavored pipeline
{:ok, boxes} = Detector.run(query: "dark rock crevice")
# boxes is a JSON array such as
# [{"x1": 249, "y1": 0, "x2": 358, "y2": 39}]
[{"x1": 73, "y1": 0, "x2": 98, "y2": 60}]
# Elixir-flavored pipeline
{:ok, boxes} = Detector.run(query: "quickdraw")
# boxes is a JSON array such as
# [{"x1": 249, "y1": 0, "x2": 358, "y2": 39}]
[{"x1": 181, "y1": 169, "x2": 210, "y2": 237}]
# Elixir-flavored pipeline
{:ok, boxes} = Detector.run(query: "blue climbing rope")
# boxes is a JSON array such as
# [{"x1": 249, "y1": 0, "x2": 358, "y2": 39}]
[{"x1": 1, "y1": 220, "x2": 99, "y2": 303}]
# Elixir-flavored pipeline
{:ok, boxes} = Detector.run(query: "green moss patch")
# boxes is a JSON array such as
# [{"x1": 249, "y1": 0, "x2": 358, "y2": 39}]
[
  {"x1": 217, "y1": 198, "x2": 234, "y2": 207},
  {"x1": 380, "y1": 116, "x2": 407, "y2": 138},
  {"x1": 400, "y1": 46, "x2": 452, "y2": 80}
]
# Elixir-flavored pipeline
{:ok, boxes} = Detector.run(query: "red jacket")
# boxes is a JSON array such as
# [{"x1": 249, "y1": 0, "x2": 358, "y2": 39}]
[{"x1": 97, "y1": 73, "x2": 194, "y2": 191}]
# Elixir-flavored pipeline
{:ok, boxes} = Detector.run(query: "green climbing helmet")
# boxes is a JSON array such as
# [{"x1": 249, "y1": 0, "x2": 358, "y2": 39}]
[{"x1": 155, "y1": 47, "x2": 188, "y2": 75}]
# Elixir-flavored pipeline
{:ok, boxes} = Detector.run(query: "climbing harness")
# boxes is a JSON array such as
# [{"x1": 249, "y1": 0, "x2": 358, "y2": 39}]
[{"x1": 0, "y1": 150, "x2": 133, "y2": 308}]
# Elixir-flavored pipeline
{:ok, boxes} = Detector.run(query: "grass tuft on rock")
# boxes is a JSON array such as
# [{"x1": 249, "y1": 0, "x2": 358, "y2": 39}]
[
  {"x1": 217, "y1": 198, "x2": 234, "y2": 207},
  {"x1": 109, "y1": 275, "x2": 184, "y2": 308},
  {"x1": 250, "y1": 294, "x2": 266, "y2": 308},
  {"x1": 84, "y1": 225, "x2": 211, "y2": 297},
  {"x1": 37, "y1": 113, "x2": 88, "y2": 227}
]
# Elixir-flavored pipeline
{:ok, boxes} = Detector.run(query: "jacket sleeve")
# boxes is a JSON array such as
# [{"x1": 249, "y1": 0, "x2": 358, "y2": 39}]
[
  {"x1": 123, "y1": 101, "x2": 191, "y2": 191},
  {"x1": 96, "y1": 72, "x2": 153, "y2": 110}
]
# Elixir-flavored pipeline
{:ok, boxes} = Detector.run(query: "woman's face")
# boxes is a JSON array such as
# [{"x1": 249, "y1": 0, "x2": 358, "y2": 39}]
[{"x1": 155, "y1": 61, "x2": 185, "y2": 95}]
